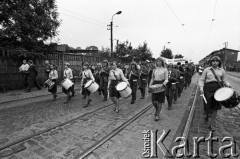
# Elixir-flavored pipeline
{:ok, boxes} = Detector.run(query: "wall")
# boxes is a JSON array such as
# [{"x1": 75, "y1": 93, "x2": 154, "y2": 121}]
[{"x1": 0, "y1": 49, "x2": 117, "y2": 90}]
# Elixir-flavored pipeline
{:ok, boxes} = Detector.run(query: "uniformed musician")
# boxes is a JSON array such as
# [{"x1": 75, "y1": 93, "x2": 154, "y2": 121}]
[
  {"x1": 149, "y1": 57, "x2": 168, "y2": 121},
  {"x1": 199, "y1": 56, "x2": 231, "y2": 131},
  {"x1": 100, "y1": 60, "x2": 110, "y2": 101},
  {"x1": 62, "y1": 62, "x2": 74, "y2": 103},
  {"x1": 128, "y1": 61, "x2": 140, "y2": 104},
  {"x1": 95, "y1": 63, "x2": 103, "y2": 96},
  {"x1": 80, "y1": 62, "x2": 95, "y2": 107},
  {"x1": 108, "y1": 61, "x2": 129, "y2": 112},
  {"x1": 139, "y1": 62, "x2": 149, "y2": 99},
  {"x1": 165, "y1": 63, "x2": 178, "y2": 110},
  {"x1": 176, "y1": 62, "x2": 185, "y2": 97}
]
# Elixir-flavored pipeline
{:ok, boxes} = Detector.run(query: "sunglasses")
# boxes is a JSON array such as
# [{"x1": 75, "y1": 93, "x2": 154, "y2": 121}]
[{"x1": 212, "y1": 60, "x2": 219, "y2": 62}]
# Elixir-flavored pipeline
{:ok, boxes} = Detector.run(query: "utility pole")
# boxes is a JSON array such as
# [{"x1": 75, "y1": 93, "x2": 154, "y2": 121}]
[
  {"x1": 107, "y1": 22, "x2": 113, "y2": 57},
  {"x1": 110, "y1": 21, "x2": 113, "y2": 57}
]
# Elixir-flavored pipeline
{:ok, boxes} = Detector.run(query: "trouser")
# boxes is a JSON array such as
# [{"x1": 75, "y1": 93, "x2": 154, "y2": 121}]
[
  {"x1": 139, "y1": 86, "x2": 146, "y2": 97},
  {"x1": 130, "y1": 80, "x2": 138, "y2": 101},
  {"x1": 27, "y1": 77, "x2": 41, "y2": 90},
  {"x1": 22, "y1": 73, "x2": 28, "y2": 88},
  {"x1": 102, "y1": 82, "x2": 108, "y2": 99},
  {"x1": 139, "y1": 79, "x2": 147, "y2": 98},
  {"x1": 179, "y1": 80, "x2": 184, "y2": 94},
  {"x1": 62, "y1": 86, "x2": 72, "y2": 101},
  {"x1": 166, "y1": 85, "x2": 177, "y2": 108}
]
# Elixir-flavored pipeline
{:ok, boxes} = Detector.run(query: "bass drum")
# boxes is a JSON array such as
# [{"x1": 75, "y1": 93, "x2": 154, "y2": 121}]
[{"x1": 214, "y1": 87, "x2": 240, "y2": 108}]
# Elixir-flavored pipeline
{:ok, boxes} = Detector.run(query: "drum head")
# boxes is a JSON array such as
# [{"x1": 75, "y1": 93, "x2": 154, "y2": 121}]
[
  {"x1": 116, "y1": 82, "x2": 127, "y2": 91},
  {"x1": 214, "y1": 87, "x2": 234, "y2": 101},
  {"x1": 85, "y1": 80, "x2": 92, "y2": 88}
]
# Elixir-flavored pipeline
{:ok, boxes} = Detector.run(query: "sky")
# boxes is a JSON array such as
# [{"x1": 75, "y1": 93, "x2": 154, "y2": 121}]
[{"x1": 55, "y1": 0, "x2": 240, "y2": 63}]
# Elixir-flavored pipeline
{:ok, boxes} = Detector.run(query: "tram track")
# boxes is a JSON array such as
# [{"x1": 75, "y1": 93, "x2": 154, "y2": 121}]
[
  {"x1": 0, "y1": 92, "x2": 141, "y2": 152},
  {"x1": 0, "y1": 87, "x2": 81, "y2": 106}
]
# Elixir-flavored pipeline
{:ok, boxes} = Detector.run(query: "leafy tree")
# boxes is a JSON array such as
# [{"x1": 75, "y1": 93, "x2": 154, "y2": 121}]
[
  {"x1": 175, "y1": 54, "x2": 184, "y2": 58},
  {"x1": 160, "y1": 48, "x2": 173, "y2": 59},
  {"x1": 99, "y1": 46, "x2": 110, "y2": 57},
  {"x1": 0, "y1": 0, "x2": 61, "y2": 57}
]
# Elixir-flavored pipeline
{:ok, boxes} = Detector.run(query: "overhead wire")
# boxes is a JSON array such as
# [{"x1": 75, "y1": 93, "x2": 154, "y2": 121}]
[
  {"x1": 202, "y1": 0, "x2": 218, "y2": 57},
  {"x1": 163, "y1": 0, "x2": 194, "y2": 57},
  {"x1": 59, "y1": 7, "x2": 147, "y2": 46}
]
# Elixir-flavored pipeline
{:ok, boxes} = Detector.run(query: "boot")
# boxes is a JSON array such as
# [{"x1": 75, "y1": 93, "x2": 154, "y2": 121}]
[
  {"x1": 153, "y1": 102, "x2": 158, "y2": 118},
  {"x1": 155, "y1": 103, "x2": 162, "y2": 121},
  {"x1": 52, "y1": 94, "x2": 57, "y2": 101}
]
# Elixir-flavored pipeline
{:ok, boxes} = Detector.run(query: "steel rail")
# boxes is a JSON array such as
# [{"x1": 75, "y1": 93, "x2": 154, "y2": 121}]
[{"x1": 75, "y1": 103, "x2": 153, "y2": 159}]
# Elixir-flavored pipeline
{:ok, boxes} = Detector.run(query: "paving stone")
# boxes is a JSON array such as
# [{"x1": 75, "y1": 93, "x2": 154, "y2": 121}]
[
  {"x1": 53, "y1": 146, "x2": 64, "y2": 153},
  {"x1": 0, "y1": 138, "x2": 9, "y2": 145},
  {"x1": 26, "y1": 140, "x2": 38, "y2": 146},
  {"x1": 0, "y1": 149, "x2": 13, "y2": 158},
  {"x1": 32, "y1": 135, "x2": 44, "y2": 141},
  {"x1": 12, "y1": 143, "x2": 27, "y2": 154},
  {"x1": 49, "y1": 130, "x2": 59, "y2": 136}
]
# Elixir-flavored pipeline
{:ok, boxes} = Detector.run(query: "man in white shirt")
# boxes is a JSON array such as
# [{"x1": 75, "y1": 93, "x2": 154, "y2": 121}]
[{"x1": 19, "y1": 60, "x2": 29, "y2": 88}]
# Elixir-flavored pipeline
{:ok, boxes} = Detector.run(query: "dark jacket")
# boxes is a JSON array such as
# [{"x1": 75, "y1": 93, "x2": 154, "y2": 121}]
[{"x1": 28, "y1": 65, "x2": 38, "y2": 78}]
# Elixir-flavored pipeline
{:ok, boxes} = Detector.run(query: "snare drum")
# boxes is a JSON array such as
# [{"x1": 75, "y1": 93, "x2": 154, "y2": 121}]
[
  {"x1": 45, "y1": 79, "x2": 55, "y2": 90},
  {"x1": 214, "y1": 87, "x2": 240, "y2": 108},
  {"x1": 61, "y1": 78, "x2": 74, "y2": 90},
  {"x1": 84, "y1": 80, "x2": 99, "y2": 93},
  {"x1": 148, "y1": 84, "x2": 165, "y2": 93},
  {"x1": 116, "y1": 82, "x2": 132, "y2": 98}
]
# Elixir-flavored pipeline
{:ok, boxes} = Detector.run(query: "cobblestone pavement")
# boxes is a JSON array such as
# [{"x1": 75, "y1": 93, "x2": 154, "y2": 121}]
[
  {"x1": 0, "y1": 74, "x2": 199, "y2": 159},
  {"x1": 226, "y1": 71, "x2": 240, "y2": 78},
  {"x1": 187, "y1": 74, "x2": 240, "y2": 159},
  {"x1": 81, "y1": 74, "x2": 199, "y2": 159},
  {"x1": 0, "y1": 84, "x2": 81, "y2": 109}
]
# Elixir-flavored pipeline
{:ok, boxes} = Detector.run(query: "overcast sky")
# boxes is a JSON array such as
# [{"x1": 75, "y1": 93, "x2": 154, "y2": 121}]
[{"x1": 55, "y1": 0, "x2": 240, "y2": 63}]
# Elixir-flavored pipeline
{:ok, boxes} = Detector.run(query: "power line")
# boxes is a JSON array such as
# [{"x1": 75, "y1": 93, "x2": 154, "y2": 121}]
[
  {"x1": 61, "y1": 11, "x2": 106, "y2": 27},
  {"x1": 202, "y1": 0, "x2": 218, "y2": 55},
  {"x1": 163, "y1": 0, "x2": 183, "y2": 25},
  {"x1": 59, "y1": 7, "x2": 107, "y2": 26},
  {"x1": 163, "y1": 0, "x2": 193, "y2": 56}
]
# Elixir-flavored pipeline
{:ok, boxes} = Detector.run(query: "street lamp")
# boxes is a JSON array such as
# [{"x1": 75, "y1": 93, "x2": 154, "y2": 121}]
[
  {"x1": 109, "y1": 11, "x2": 122, "y2": 57},
  {"x1": 163, "y1": 42, "x2": 171, "y2": 50}
]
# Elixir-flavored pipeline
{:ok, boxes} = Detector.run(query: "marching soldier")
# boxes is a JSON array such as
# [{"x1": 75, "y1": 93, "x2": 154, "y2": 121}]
[
  {"x1": 100, "y1": 60, "x2": 110, "y2": 101},
  {"x1": 139, "y1": 62, "x2": 149, "y2": 99},
  {"x1": 127, "y1": 61, "x2": 140, "y2": 104},
  {"x1": 165, "y1": 64, "x2": 178, "y2": 110}
]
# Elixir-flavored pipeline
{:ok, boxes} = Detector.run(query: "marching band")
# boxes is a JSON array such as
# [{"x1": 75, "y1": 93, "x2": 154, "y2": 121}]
[{"x1": 40, "y1": 56, "x2": 240, "y2": 130}]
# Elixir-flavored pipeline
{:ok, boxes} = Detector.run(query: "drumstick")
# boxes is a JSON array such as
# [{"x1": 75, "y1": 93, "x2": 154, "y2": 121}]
[{"x1": 200, "y1": 94, "x2": 207, "y2": 104}]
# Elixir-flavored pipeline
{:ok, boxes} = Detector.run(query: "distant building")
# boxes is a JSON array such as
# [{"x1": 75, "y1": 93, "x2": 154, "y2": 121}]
[{"x1": 199, "y1": 48, "x2": 239, "y2": 70}]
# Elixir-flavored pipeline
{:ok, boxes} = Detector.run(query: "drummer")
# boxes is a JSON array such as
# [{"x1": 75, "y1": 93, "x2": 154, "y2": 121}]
[
  {"x1": 139, "y1": 62, "x2": 149, "y2": 99},
  {"x1": 48, "y1": 64, "x2": 58, "y2": 101},
  {"x1": 165, "y1": 63, "x2": 178, "y2": 110},
  {"x1": 63, "y1": 62, "x2": 74, "y2": 104},
  {"x1": 199, "y1": 56, "x2": 231, "y2": 131},
  {"x1": 149, "y1": 57, "x2": 168, "y2": 121},
  {"x1": 108, "y1": 61, "x2": 129, "y2": 112},
  {"x1": 128, "y1": 61, "x2": 140, "y2": 104},
  {"x1": 80, "y1": 62, "x2": 95, "y2": 107},
  {"x1": 100, "y1": 60, "x2": 110, "y2": 101}
]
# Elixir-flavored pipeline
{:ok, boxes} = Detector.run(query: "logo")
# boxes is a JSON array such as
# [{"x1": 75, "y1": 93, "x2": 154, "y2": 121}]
[{"x1": 142, "y1": 129, "x2": 239, "y2": 158}]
